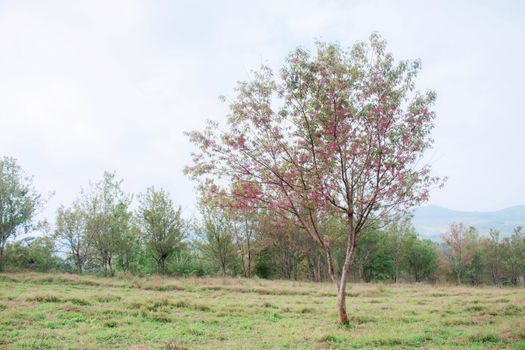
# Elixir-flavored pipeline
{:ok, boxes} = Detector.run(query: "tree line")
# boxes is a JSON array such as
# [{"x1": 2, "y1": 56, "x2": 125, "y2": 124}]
[{"x1": 1, "y1": 157, "x2": 524, "y2": 286}]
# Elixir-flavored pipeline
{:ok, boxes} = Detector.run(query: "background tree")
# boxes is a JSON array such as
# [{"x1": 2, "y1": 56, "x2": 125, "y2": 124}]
[
  {"x1": 55, "y1": 203, "x2": 89, "y2": 273},
  {"x1": 137, "y1": 187, "x2": 185, "y2": 274},
  {"x1": 3, "y1": 220, "x2": 58, "y2": 272},
  {"x1": 480, "y1": 229, "x2": 504, "y2": 284},
  {"x1": 505, "y1": 226, "x2": 525, "y2": 285},
  {"x1": 354, "y1": 226, "x2": 394, "y2": 282},
  {"x1": 441, "y1": 223, "x2": 478, "y2": 284},
  {"x1": 82, "y1": 172, "x2": 132, "y2": 275},
  {"x1": 257, "y1": 214, "x2": 306, "y2": 280},
  {"x1": 195, "y1": 204, "x2": 236, "y2": 276},
  {"x1": 186, "y1": 34, "x2": 443, "y2": 323},
  {"x1": 464, "y1": 250, "x2": 484, "y2": 285},
  {"x1": 0, "y1": 157, "x2": 43, "y2": 270},
  {"x1": 232, "y1": 211, "x2": 258, "y2": 278},
  {"x1": 384, "y1": 221, "x2": 414, "y2": 282},
  {"x1": 404, "y1": 234, "x2": 438, "y2": 282}
]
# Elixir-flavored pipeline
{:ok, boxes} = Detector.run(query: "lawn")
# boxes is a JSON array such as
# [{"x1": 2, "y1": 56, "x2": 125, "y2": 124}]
[{"x1": 0, "y1": 273, "x2": 524, "y2": 349}]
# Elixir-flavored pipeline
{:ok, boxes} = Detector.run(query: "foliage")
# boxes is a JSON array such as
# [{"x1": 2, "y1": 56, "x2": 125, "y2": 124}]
[
  {"x1": 194, "y1": 205, "x2": 237, "y2": 276},
  {"x1": 3, "y1": 236, "x2": 60, "y2": 272},
  {"x1": 81, "y1": 172, "x2": 133, "y2": 275},
  {"x1": 441, "y1": 223, "x2": 479, "y2": 284},
  {"x1": 403, "y1": 234, "x2": 438, "y2": 282},
  {"x1": 354, "y1": 227, "x2": 394, "y2": 282},
  {"x1": 0, "y1": 157, "x2": 43, "y2": 270},
  {"x1": 137, "y1": 187, "x2": 186, "y2": 274},
  {"x1": 55, "y1": 203, "x2": 90, "y2": 273}
]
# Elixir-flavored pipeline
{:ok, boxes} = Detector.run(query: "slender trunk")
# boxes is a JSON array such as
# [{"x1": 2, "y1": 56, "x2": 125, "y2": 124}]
[
  {"x1": 491, "y1": 265, "x2": 498, "y2": 285},
  {"x1": 326, "y1": 249, "x2": 339, "y2": 292},
  {"x1": 337, "y1": 242, "x2": 356, "y2": 324},
  {"x1": 76, "y1": 258, "x2": 83, "y2": 274},
  {"x1": 325, "y1": 246, "x2": 351, "y2": 324},
  {"x1": 75, "y1": 250, "x2": 83, "y2": 274},
  {"x1": 0, "y1": 246, "x2": 4, "y2": 272},
  {"x1": 247, "y1": 240, "x2": 251, "y2": 278},
  {"x1": 316, "y1": 254, "x2": 322, "y2": 282},
  {"x1": 221, "y1": 258, "x2": 226, "y2": 276}
]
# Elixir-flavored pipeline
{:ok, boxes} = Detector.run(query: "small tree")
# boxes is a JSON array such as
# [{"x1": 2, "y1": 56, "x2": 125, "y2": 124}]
[
  {"x1": 137, "y1": 187, "x2": 185, "y2": 274},
  {"x1": 504, "y1": 226, "x2": 525, "y2": 285},
  {"x1": 186, "y1": 34, "x2": 443, "y2": 323},
  {"x1": 481, "y1": 229, "x2": 504, "y2": 284},
  {"x1": 232, "y1": 211, "x2": 258, "y2": 278},
  {"x1": 0, "y1": 157, "x2": 43, "y2": 270},
  {"x1": 3, "y1": 236, "x2": 59, "y2": 272},
  {"x1": 354, "y1": 227, "x2": 394, "y2": 282},
  {"x1": 441, "y1": 223, "x2": 478, "y2": 284},
  {"x1": 384, "y1": 221, "x2": 415, "y2": 282},
  {"x1": 82, "y1": 172, "x2": 132, "y2": 275},
  {"x1": 55, "y1": 203, "x2": 90, "y2": 273},
  {"x1": 404, "y1": 235, "x2": 438, "y2": 282},
  {"x1": 195, "y1": 204, "x2": 236, "y2": 276}
]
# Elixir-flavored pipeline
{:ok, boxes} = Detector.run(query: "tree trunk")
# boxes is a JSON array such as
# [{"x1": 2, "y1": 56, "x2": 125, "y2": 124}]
[
  {"x1": 325, "y1": 243, "x2": 355, "y2": 324},
  {"x1": 106, "y1": 255, "x2": 113, "y2": 275},
  {"x1": 0, "y1": 246, "x2": 4, "y2": 272},
  {"x1": 337, "y1": 242, "x2": 356, "y2": 324},
  {"x1": 337, "y1": 273, "x2": 349, "y2": 324},
  {"x1": 75, "y1": 250, "x2": 83, "y2": 274},
  {"x1": 247, "y1": 240, "x2": 251, "y2": 278},
  {"x1": 76, "y1": 258, "x2": 83, "y2": 274},
  {"x1": 221, "y1": 258, "x2": 227, "y2": 276}
]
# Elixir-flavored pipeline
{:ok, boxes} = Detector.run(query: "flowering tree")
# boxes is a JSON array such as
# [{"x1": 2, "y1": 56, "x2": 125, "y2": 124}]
[{"x1": 185, "y1": 34, "x2": 443, "y2": 324}]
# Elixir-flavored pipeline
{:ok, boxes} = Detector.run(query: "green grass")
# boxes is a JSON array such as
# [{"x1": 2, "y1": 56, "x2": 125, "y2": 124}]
[{"x1": 0, "y1": 273, "x2": 524, "y2": 349}]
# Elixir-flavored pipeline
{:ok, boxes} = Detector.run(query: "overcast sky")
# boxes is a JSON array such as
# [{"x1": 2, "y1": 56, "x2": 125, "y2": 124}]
[{"x1": 1, "y1": 0, "x2": 524, "y2": 222}]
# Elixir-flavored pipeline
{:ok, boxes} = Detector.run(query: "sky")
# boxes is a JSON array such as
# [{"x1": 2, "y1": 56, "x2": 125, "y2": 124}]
[{"x1": 1, "y1": 0, "x2": 524, "y2": 224}]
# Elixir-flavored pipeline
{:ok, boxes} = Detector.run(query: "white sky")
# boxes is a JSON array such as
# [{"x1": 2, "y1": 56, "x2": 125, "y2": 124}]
[{"x1": 1, "y1": 0, "x2": 524, "y2": 223}]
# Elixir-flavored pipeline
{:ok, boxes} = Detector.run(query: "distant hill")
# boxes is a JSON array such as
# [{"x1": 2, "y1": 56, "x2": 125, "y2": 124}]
[{"x1": 412, "y1": 205, "x2": 525, "y2": 240}]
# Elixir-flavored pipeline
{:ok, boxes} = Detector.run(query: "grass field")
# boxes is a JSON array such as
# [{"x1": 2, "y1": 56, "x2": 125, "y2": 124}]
[{"x1": 0, "y1": 273, "x2": 524, "y2": 349}]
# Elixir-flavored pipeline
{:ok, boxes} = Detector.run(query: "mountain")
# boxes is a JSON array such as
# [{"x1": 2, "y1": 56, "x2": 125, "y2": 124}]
[{"x1": 412, "y1": 205, "x2": 525, "y2": 240}]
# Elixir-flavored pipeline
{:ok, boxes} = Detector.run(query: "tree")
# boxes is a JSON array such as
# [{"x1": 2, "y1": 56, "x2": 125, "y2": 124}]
[
  {"x1": 496, "y1": 226, "x2": 525, "y2": 286},
  {"x1": 441, "y1": 223, "x2": 479, "y2": 284},
  {"x1": 82, "y1": 172, "x2": 132, "y2": 275},
  {"x1": 186, "y1": 34, "x2": 442, "y2": 323},
  {"x1": 481, "y1": 229, "x2": 505, "y2": 284},
  {"x1": 0, "y1": 157, "x2": 43, "y2": 270},
  {"x1": 384, "y1": 221, "x2": 414, "y2": 282},
  {"x1": 3, "y1": 236, "x2": 59, "y2": 272},
  {"x1": 256, "y1": 213, "x2": 307, "y2": 280},
  {"x1": 54, "y1": 203, "x2": 90, "y2": 273},
  {"x1": 464, "y1": 250, "x2": 484, "y2": 285},
  {"x1": 404, "y1": 234, "x2": 438, "y2": 282},
  {"x1": 137, "y1": 187, "x2": 185, "y2": 274},
  {"x1": 232, "y1": 211, "x2": 258, "y2": 278},
  {"x1": 195, "y1": 205, "x2": 236, "y2": 276},
  {"x1": 354, "y1": 227, "x2": 394, "y2": 282}
]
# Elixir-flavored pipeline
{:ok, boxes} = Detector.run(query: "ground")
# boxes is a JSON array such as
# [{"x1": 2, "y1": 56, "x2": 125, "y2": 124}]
[{"x1": 0, "y1": 273, "x2": 524, "y2": 349}]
